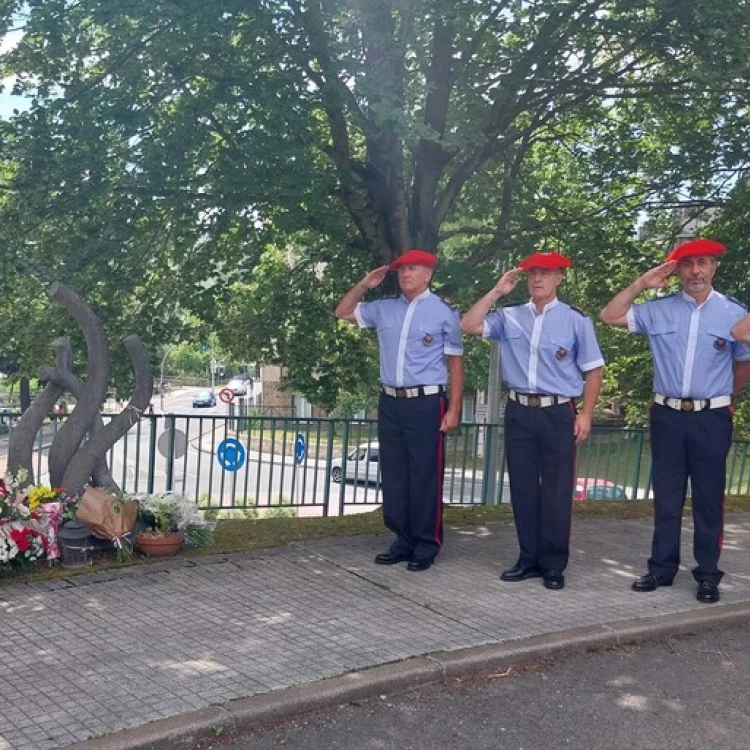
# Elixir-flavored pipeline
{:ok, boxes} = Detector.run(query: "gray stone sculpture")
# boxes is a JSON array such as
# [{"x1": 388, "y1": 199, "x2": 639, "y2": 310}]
[{"x1": 7, "y1": 282, "x2": 153, "y2": 494}]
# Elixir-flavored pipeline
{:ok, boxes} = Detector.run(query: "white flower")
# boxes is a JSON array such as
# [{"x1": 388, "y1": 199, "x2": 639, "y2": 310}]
[{"x1": 133, "y1": 492, "x2": 205, "y2": 530}]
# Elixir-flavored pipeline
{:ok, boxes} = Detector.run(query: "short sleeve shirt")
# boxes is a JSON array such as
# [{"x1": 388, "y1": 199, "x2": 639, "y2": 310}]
[
  {"x1": 355, "y1": 290, "x2": 463, "y2": 387},
  {"x1": 627, "y1": 290, "x2": 750, "y2": 398},
  {"x1": 482, "y1": 298, "x2": 604, "y2": 398}
]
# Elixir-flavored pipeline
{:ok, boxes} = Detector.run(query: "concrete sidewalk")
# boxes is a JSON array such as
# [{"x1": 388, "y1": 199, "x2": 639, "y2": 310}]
[{"x1": 3, "y1": 514, "x2": 750, "y2": 750}]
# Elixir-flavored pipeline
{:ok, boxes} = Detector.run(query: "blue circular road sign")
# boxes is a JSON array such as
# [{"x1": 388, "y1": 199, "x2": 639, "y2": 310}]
[
  {"x1": 217, "y1": 438, "x2": 246, "y2": 472},
  {"x1": 295, "y1": 433, "x2": 306, "y2": 465}
]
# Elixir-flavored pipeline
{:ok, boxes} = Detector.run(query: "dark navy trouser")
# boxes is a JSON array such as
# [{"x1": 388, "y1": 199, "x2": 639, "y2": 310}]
[
  {"x1": 378, "y1": 391, "x2": 447, "y2": 560},
  {"x1": 648, "y1": 403, "x2": 732, "y2": 584},
  {"x1": 504, "y1": 398, "x2": 576, "y2": 572}
]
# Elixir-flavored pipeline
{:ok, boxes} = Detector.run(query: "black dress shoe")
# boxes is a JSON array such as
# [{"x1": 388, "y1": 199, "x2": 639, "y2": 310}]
[
  {"x1": 406, "y1": 557, "x2": 434, "y2": 572},
  {"x1": 631, "y1": 573, "x2": 674, "y2": 592},
  {"x1": 697, "y1": 581, "x2": 720, "y2": 604},
  {"x1": 500, "y1": 564, "x2": 543, "y2": 582},
  {"x1": 542, "y1": 570, "x2": 565, "y2": 590},
  {"x1": 374, "y1": 550, "x2": 412, "y2": 565}
]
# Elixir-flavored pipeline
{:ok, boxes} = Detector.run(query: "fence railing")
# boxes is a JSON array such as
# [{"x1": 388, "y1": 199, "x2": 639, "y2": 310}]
[{"x1": 2, "y1": 414, "x2": 750, "y2": 516}]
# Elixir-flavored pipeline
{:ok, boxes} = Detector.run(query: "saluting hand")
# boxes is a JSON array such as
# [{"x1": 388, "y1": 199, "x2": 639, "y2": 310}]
[
  {"x1": 493, "y1": 268, "x2": 523, "y2": 297},
  {"x1": 638, "y1": 261, "x2": 677, "y2": 291},
  {"x1": 360, "y1": 266, "x2": 390, "y2": 289}
]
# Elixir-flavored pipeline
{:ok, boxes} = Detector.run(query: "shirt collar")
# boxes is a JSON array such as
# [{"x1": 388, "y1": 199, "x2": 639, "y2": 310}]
[
  {"x1": 401, "y1": 289, "x2": 431, "y2": 303},
  {"x1": 527, "y1": 297, "x2": 559, "y2": 315},
  {"x1": 681, "y1": 288, "x2": 715, "y2": 308}
]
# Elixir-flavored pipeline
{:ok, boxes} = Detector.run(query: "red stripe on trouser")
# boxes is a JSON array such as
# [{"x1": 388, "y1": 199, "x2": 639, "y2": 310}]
[
  {"x1": 435, "y1": 396, "x2": 446, "y2": 549},
  {"x1": 721, "y1": 407, "x2": 732, "y2": 549},
  {"x1": 568, "y1": 400, "x2": 577, "y2": 544}
]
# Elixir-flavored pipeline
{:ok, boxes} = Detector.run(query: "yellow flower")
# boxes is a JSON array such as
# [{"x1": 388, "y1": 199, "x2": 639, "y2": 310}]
[{"x1": 27, "y1": 486, "x2": 57, "y2": 509}]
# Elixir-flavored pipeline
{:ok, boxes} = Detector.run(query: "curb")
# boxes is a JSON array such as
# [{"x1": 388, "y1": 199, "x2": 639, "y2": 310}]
[{"x1": 63, "y1": 601, "x2": 750, "y2": 749}]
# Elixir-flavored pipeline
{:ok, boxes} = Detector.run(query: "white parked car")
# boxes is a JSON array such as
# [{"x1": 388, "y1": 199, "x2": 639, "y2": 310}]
[
  {"x1": 331, "y1": 442, "x2": 381, "y2": 484},
  {"x1": 226, "y1": 378, "x2": 250, "y2": 396}
]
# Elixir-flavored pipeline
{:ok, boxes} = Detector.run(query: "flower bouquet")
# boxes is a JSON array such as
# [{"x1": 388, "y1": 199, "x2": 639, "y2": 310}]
[
  {"x1": 76, "y1": 487, "x2": 139, "y2": 561},
  {"x1": 0, "y1": 471, "x2": 53, "y2": 572}
]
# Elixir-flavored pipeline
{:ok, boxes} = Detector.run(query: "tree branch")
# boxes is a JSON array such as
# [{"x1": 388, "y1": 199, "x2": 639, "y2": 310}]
[
  {"x1": 410, "y1": 12, "x2": 457, "y2": 248},
  {"x1": 296, "y1": 0, "x2": 389, "y2": 258}
]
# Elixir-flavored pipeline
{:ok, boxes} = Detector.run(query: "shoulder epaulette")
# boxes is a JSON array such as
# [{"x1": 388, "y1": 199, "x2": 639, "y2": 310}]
[
  {"x1": 651, "y1": 292, "x2": 678, "y2": 302},
  {"x1": 501, "y1": 302, "x2": 524, "y2": 309},
  {"x1": 558, "y1": 299, "x2": 589, "y2": 317},
  {"x1": 727, "y1": 295, "x2": 748, "y2": 311},
  {"x1": 435, "y1": 294, "x2": 460, "y2": 312}
]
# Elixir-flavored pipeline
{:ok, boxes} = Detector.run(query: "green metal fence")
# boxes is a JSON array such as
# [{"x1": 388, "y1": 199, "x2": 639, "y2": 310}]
[{"x1": 3, "y1": 413, "x2": 750, "y2": 515}]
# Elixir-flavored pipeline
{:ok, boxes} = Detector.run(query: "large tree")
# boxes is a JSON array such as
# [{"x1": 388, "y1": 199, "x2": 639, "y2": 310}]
[{"x1": 2, "y1": 0, "x2": 750, "y2": 405}]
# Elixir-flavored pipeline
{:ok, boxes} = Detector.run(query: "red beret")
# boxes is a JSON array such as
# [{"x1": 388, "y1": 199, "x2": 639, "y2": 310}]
[
  {"x1": 389, "y1": 249, "x2": 438, "y2": 271},
  {"x1": 518, "y1": 251, "x2": 572, "y2": 271},
  {"x1": 666, "y1": 238, "x2": 726, "y2": 262}
]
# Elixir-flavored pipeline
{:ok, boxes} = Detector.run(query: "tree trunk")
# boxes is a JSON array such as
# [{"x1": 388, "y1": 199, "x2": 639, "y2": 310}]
[{"x1": 19, "y1": 378, "x2": 31, "y2": 412}]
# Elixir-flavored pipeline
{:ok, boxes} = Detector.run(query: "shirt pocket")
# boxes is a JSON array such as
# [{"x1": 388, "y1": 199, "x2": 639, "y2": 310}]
[
  {"x1": 544, "y1": 335, "x2": 575, "y2": 362},
  {"x1": 503, "y1": 326, "x2": 523, "y2": 342},
  {"x1": 650, "y1": 324, "x2": 678, "y2": 339},
  {"x1": 706, "y1": 327, "x2": 731, "y2": 354},
  {"x1": 649, "y1": 324, "x2": 680, "y2": 357},
  {"x1": 377, "y1": 323, "x2": 400, "y2": 347},
  {"x1": 410, "y1": 322, "x2": 443, "y2": 349}
]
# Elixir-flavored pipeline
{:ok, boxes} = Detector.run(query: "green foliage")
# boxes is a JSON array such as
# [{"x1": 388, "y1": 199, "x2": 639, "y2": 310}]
[
  {"x1": 167, "y1": 343, "x2": 210, "y2": 378},
  {"x1": 2, "y1": 1, "x2": 750, "y2": 407},
  {"x1": 218, "y1": 246, "x2": 381, "y2": 410},
  {"x1": 137, "y1": 496, "x2": 178, "y2": 533},
  {"x1": 263, "y1": 496, "x2": 295, "y2": 519},
  {"x1": 197, "y1": 492, "x2": 294, "y2": 520}
]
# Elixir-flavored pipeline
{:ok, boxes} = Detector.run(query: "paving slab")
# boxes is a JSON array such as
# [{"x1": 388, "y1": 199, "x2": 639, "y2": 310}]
[{"x1": 1, "y1": 515, "x2": 750, "y2": 750}]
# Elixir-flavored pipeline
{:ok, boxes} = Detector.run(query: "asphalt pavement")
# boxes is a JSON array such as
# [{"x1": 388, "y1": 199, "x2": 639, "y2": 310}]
[
  {"x1": 4, "y1": 514, "x2": 750, "y2": 750},
  {"x1": 215, "y1": 622, "x2": 750, "y2": 750}
]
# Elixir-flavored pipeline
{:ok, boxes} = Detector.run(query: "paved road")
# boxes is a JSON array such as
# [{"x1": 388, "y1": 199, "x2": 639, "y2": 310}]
[
  {"x1": 211, "y1": 622, "x2": 750, "y2": 750},
  {"x1": 2, "y1": 388, "x2": 494, "y2": 512},
  {"x1": 140, "y1": 389, "x2": 494, "y2": 511}
]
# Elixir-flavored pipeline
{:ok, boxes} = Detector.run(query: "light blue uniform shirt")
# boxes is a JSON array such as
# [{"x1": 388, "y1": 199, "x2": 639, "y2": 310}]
[
  {"x1": 627, "y1": 290, "x2": 750, "y2": 398},
  {"x1": 355, "y1": 290, "x2": 463, "y2": 388},
  {"x1": 483, "y1": 298, "x2": 604, "y2": 398}
]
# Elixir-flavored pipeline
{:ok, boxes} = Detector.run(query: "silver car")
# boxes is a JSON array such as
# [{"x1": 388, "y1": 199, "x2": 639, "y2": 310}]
[
  {"x1": 226, "y1": 378, "x2": 249, "y2": 396},
  {"x1": 330, "y1": 442, "x2": 381, "y2": 484}
]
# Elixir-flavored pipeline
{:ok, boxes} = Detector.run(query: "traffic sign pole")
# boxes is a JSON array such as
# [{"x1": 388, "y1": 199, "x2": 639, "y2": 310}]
[{"x1": 294, "y1": 433, "x2": 306, "y2": 506}]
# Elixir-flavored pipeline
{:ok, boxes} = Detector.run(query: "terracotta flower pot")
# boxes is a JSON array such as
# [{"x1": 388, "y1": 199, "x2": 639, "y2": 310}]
[{"x1": 135, "y1": 530, "x2": 184, "y2": 557}]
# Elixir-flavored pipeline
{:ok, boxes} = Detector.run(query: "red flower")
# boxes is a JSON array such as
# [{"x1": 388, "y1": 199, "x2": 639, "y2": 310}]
[
  {"x1": 0, "y1": 479, "x2": 8, "y2": 498},
  {"x1": 10, "y1": 528, "x2": 30, "y2": 552}
]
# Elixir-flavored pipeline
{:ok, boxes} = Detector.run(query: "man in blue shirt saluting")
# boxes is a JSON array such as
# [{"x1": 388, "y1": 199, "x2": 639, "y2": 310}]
[
  {"x1": 335, "y1": 250, "x2": 464, "y2": 571},
  {"x1": 601, "y1": 239, "x2": 750, "y2": 603},
  {"x1": 461, "y1": 252, "x2": 604, "y2": 591}
]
